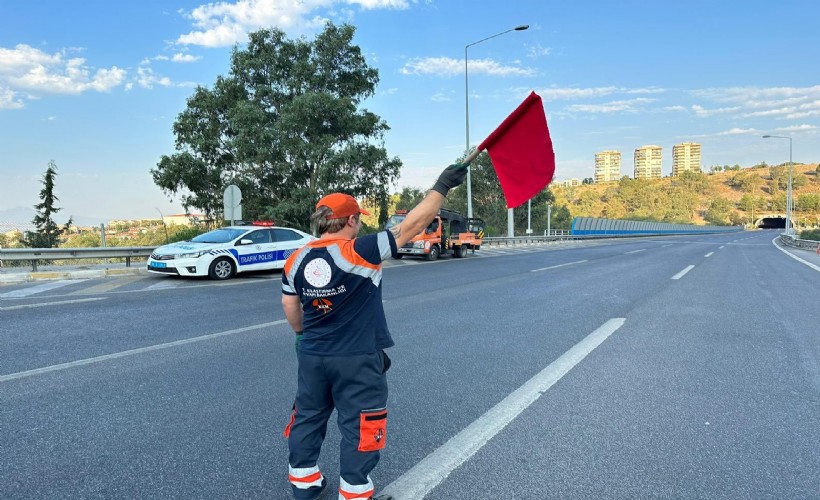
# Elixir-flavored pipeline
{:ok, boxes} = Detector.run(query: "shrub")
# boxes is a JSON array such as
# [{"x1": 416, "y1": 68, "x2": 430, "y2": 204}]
[{"x1": 799, "y1": 229, "x2": 820, "y2": 241}]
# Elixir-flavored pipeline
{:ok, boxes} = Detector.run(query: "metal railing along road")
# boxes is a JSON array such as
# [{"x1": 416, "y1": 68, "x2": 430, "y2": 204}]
[{"x1": 0, "y1": 246, "x2": 154, "y2": 272}]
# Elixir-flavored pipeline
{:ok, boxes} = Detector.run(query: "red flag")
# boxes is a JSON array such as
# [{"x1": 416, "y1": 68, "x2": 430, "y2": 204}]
[{"x1": 477, "y1": 91, "x2": 555, "y2": 209}]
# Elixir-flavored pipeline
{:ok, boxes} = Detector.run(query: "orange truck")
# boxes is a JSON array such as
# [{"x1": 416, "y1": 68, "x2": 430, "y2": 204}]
[{"x1": 386, "y1": 208, "x2": 485, "y2": 260}]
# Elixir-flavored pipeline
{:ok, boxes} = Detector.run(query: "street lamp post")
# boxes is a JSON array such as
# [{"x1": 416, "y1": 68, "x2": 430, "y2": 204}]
[
  {"x1": 156, "y1": 208, "x2": 169, "y2": 244},
  {"x1": 465, "y1": 25, "x2": 529, "y2": 220},
  {"x1": 762, "y1": 135, "x2": 793, "y2": 235}
]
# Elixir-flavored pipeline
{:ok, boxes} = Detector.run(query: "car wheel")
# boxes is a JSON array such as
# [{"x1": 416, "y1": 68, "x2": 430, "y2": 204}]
[
  {"x1": 393, "y1": 254, "x2": 403, "y2": 259},
  {"x1": 426, "y1": 245, "x2": 439, "y2": 261},
  {"x1": 209, "y1": 257, "x2": 235, "y2": 280}
]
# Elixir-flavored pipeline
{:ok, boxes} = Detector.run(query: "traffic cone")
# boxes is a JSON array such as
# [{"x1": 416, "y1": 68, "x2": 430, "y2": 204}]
[{"x1": 816, "y1": 245, "x2": 820, "y2": 255}]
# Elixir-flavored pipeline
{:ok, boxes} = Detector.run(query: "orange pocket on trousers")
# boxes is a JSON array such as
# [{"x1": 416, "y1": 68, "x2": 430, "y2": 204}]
[{"x1": 358, "y1": 408, "x2": 387, "y2": 452}]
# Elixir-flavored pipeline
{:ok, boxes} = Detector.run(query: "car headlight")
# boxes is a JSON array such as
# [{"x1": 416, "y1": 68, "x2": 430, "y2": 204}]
[
  {"x1": 413, "y1": 241, "x2": 425, "y2": 249},
  {"x1": 175, "y1": 251, "x2": 208, "y2": 259}
]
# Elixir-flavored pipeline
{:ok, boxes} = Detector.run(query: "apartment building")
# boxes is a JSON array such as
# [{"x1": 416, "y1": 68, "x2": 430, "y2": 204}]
[
  {"x1": 558, "y1": 178, "x2": 582, "y2": 187},
  {"x1": 594, "y1": 150, "x2": 622, "y2": 183},
  {"x1": 634, "y1": 145, "x2": 663, "y2": 179},
  {"x1": 672, "y1": 142, "x2": 702, "y2": 176}
]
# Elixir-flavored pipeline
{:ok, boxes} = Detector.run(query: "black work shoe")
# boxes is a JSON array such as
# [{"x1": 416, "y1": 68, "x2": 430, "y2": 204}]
[
  {"x1": 370, "y1": 495, "x2": 394, "y2": 500},
  {"x1": 311, "y1": 479, "x2": 329, "y2": 500}
]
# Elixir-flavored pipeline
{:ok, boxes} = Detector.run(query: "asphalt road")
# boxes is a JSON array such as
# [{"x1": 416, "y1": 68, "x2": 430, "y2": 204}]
[{"x1": 1, "y1": 231, "x2": 818, "y2": 499}]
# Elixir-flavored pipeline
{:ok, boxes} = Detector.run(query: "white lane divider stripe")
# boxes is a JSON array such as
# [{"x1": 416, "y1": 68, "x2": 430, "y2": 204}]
[
  {"x1": 0, "y1": 320, "x2": 287, "y2": 383},
  {"x1": 624, "y1": 249, "x2": 646, "y2": 254},
  {"x1": 0, "y1": 279, "x2": 87, "y2": 298},
  {"x1": 671, "y1": 265, "x2": 695, "y2": 280},
  {"x1": 0, "y1": 297, "x2": 106, "y2": 311},
  {"x1": 379, "y1": 318, "x2": 626, "y2": 500},
  {"x1": 705, "y1": 252, "x2": 714, "y2": 258},
  {"x1": 530, "y1": 260, "x2": 587, "y2": 272}
]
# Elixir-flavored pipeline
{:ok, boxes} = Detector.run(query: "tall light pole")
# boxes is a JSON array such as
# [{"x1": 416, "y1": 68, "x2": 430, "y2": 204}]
[
  {"x1": 156, "y1": 207, "x2": 169, "y2": 244},
  {"x1": 465, "y1": 24, "x2": 529, "y2": 220},
  {"x1": 762, "y1": 135, "x2": 793, "y2": 235}
]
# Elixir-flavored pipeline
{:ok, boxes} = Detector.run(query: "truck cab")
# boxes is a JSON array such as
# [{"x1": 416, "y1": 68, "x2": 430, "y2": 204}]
[{"x1": 386, "y1": 208, "x2": 485, "y2": 261}]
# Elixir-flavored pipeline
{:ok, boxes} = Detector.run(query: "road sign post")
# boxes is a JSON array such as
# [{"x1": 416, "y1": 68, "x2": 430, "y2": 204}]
[{"x1": 223, "y1": 185, "x2": 242, "y2": 225}]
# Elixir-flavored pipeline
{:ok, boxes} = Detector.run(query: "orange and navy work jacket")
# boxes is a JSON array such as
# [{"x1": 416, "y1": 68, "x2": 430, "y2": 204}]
[{"x1": 282, "y1": 231, "x2": 397, "y2": 356}]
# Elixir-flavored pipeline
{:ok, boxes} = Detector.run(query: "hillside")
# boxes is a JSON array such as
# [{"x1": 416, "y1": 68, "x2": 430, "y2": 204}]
[{"x1": 552, "y1": 163, "x2": 820, "y2": 228}]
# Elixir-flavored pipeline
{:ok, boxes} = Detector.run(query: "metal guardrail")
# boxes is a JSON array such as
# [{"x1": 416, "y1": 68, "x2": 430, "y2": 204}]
[
  {"x1": 0, "y1": 247, "x2": 154, "y2": 272},
  {"x1": 779, "y1": 234, "x2": 820, "y2": 252}
]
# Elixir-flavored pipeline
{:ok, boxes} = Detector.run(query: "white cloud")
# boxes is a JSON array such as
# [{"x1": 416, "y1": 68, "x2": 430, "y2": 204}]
[
  {"x1": 430, "y1": 92, "x2": 450, "y2": 102},
  {"x1": 0, "y1": 44, "x2": 126, "y2": 103},
  {"x1": 172, "y1": 53, "x2": 202, "y2": 63},
  {"x1": 692, "y1": 104, "x2": 741, "y2": 117},
  {"x1": 0, "y1": 87, "x2": 23, "y2": 109},
  {"x1": 400, "y1": 56, "x2": 534, "y2": 77},
  {"x1": 176, "y1": 0, "x2": 411, "y2": 48},
  {"x1": 774, "y1": 124, "x2": 818, "y2": 133},
  {"x1": 716, "y1": 127, "x2": 758, "y2": 136},
  {"x1": 135, "y1": 66, "x2": 174, "y2": 89},
  {"x1": 565, "y1": 98, "x2": 657, "y2": 114},
  {"x1": 526, "y1": 43, "x2": 551, "y2": 59},
  {"x1": 534, "y1": 86, "x2": 618, "y2": 100}
]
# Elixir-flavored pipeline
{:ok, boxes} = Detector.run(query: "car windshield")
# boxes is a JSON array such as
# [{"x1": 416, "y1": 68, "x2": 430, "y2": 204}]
[{"x1": 190, "y1": 228, "x2": 247, "y2": 244}]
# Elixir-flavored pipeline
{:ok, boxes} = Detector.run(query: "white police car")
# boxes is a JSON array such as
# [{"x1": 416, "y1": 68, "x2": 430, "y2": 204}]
[{"x1": 146, "y1": 224, "x2": 314, "y2": 280}]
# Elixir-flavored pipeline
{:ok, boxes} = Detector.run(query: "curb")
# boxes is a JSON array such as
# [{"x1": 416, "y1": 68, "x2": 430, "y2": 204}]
[{"x1": 0, "y1": 267, "x2": 145, "y2": 283}]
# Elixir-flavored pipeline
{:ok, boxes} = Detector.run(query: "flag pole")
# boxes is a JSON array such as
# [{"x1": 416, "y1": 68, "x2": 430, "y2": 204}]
[{"x1": 464, "y1": 148, "x2": 482, "y2": 165}]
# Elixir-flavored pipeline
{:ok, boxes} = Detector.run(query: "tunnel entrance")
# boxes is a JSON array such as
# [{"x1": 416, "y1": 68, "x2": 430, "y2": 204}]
[{"x1": 758, "y1": 216, "x2": 787, "y2": 229}]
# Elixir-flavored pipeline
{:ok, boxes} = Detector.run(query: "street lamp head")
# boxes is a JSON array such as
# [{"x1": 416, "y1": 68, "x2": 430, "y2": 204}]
[{"x1": 515, "y1": 25, "x2": 529, "y2": 31}]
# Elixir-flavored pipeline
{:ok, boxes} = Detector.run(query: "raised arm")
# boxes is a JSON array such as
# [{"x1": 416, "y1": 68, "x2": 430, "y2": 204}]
[{"x1": 389, "y1": 163, "x2": 468, "y2": 248}]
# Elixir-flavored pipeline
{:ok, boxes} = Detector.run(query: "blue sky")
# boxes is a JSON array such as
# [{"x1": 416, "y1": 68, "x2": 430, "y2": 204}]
[{"x1": 1, "y1": 0, "x2": 819, "y2": 222}]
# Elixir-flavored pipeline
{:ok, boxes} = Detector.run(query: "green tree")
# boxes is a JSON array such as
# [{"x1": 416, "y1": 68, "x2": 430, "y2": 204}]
[
  {"x1": 704, "y1": 196, "x2": 733, "y2": 225},
  {"x1": 796, "y1": 193, "x2": 820, "y2": 212},
  {"x1": 738, "y1": 194, "x2": 756, "y2": 212},
  {"x1": 395, "y1": 187, "x2": 426, "y2": 211},
  {"x1": 550, "y1": 204, "x2": 572, "y2": 231},
  {"x1": 769, "y1": 166, "x2": 789, "y2": 190},
  {"x1": 24, "y1": 161, "x2": 73, "y2": 248},
  {"x1": 62, "y1": 231, "x2": 102, "y2": 248},
  {"x1": 152, "y1": 22, "x2": 401, "y2": 231}
]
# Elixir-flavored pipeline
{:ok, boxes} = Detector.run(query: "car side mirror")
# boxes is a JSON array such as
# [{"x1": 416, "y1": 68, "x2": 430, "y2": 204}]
[{"x1": 239, "y1": 239, "x2": 253, "y2": 245}]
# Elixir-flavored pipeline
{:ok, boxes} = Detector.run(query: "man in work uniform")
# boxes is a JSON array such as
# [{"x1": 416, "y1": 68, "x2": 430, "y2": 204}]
[{"x1": 281, "y1": 163, "x2": 468, "y2": 499}]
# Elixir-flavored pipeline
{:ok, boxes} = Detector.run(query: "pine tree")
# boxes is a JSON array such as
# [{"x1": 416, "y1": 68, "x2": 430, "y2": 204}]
[{"x1": 25, "y1": 161, "x2": 73, "y2": 248}]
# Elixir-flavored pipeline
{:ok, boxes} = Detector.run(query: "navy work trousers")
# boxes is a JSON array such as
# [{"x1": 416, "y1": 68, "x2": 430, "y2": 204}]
[{"x1": 287, "y1": 350, "x2": 390, "y2": 500}]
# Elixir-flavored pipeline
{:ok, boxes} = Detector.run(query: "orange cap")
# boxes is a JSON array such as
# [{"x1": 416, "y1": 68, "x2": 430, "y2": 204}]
[{"x1": 316, "y1": 193, "x2": 371, "y2": 219}]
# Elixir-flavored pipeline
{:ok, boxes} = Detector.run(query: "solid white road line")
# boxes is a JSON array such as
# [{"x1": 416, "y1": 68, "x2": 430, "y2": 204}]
[
  {"x1": 530, "y1": 260, "x2": 587, "y2": 272},
  {"x1": 671, "y1": 265, "x2": 695, "y2": 280},
  {"x1": 705, "y1": 252, "x2": 714, "y2": 258},
  {"x1": 0, "y1": 297, "x2": 106, "y2": 311},
  {"x1": 0, "y1": 279, "x2": 88, "y2": 298},
  {"x1": 379, "y1": 318, "x2": 627, "y2": 500},
  {"x1": 0, "y1": 319, "x2": 288, "y2": 383},
  {"x1": 771, "y1": 237, "x2": 820, "y2": 273}
]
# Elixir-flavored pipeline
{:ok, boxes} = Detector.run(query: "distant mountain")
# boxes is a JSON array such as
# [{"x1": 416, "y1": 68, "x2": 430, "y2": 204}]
[{"x1": 0, "y1": 206, "x2": 107, "y2": 232}]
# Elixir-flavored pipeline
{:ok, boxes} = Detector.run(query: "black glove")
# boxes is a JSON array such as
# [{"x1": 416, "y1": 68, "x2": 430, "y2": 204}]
[{"x1": 431, "y1": 163, "x2": 469, "y2": 196}]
